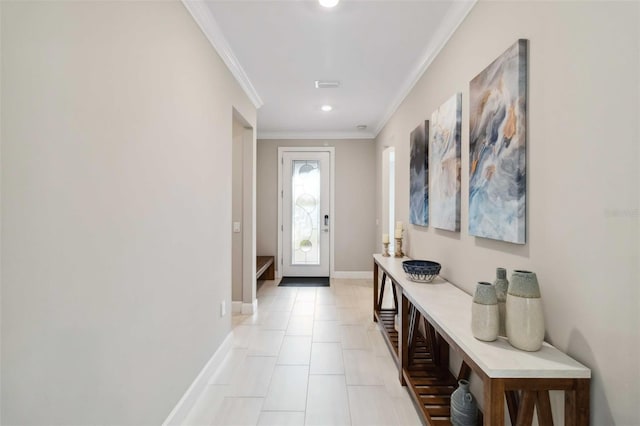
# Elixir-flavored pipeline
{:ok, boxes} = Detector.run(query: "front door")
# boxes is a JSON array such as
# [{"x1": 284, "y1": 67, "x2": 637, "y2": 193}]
[{"x1": 282, "y1": 151, "x2": 330, "y2": 277}]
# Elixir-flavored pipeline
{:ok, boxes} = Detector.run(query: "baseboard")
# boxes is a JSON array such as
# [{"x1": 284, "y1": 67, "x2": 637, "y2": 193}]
[
  {"x1": 162, "y1": 331, "x2": 233, "y2": 426},
  {"x1": 333, "y1": 270, "x2": 373, "y2": 279},
  {"x1": 241, "y1": 299, "x2": 258, "y2": 314},
  {"x1": 232, "y1": 300, "x2": 257, "y2": 314}
]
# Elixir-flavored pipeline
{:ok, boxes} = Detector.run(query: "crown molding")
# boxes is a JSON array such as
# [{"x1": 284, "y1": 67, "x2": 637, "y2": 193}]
[
  {"x1": 258, "y1": 130, "x2": 376, "y2": 140},
  {"x1": 372, "y1": 0, "x2": 476, "y2": 137},
  {"x1": 181, "y1": 0, "x2": 263, "y2": 109}
]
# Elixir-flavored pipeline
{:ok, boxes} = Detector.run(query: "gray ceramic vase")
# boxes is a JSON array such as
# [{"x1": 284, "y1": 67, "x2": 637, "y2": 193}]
[
  {"x1": 450, "y1": 379, "x2": 478, "y2": 426},
  {"x1": 471, "y1": 282, "x2": 499, "y2": 342},
  {"x1": 506, "y1": 270, "x2": 545, "y2": 351},
  {"x1": 493, "y1": 268, "x2": 509, "y2": 337}
]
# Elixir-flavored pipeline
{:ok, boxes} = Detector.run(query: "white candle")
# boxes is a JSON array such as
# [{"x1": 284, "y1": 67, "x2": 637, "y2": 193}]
[
  {"x1": 396, "y1": 221, "x2": 403, "y2": 230},
  {"x1": 382, "y1": 233, "x2": 389, "y2": 244},
  {"x1": 395, "y1": 228, "x2": 402, "y2": 239}
]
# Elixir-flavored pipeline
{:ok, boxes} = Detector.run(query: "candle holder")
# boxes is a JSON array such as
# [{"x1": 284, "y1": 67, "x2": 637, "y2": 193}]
[
  {"x1": 394, "y1": 238, "x2": 404, "y2": 258},
  {"x1": 382, "y1": 242, "x2": 390, "y2": 257}
]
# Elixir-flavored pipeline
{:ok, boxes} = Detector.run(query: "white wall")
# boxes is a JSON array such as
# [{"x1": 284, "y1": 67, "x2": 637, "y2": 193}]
[
  {"x1": 242, "y1": 126, "x2": 257, "y2": 305},
  {"x1": 375, "y1": 1, "x2": 639, "y2": 424},
  {"x1": 0, "y1": 1, "x2": 256, "y2": 424},
  {"x1": 232, "y1": 118, "x2": 244, "y2": 302},
  {"x1": 257, "y1": 139, "x2": 376, "y2": 273}
]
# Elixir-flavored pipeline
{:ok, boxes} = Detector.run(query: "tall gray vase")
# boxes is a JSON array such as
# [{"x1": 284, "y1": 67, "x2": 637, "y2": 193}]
[
  {"x1": 493, "y1": 268, "x2": 509, "y2": 337},
  {"x1": 506, "y1": 270, "x2": 545, "y2": 351},
  {"x1": 450, "y1": 379, "x2": 478, "y2": 426}
]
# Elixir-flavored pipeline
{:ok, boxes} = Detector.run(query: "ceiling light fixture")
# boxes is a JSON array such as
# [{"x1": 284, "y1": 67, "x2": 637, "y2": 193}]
[
  {"x1": 321, "y1": 105, "x2": 333, "y2": 112},
  {"x1": 319, "y1": 0, "x2": 339, "y2": 8}
]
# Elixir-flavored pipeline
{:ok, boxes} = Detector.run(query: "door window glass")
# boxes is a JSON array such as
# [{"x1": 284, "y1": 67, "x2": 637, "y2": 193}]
[{"x1": 291, "y1": 160, "x2": 320, "y2": 265}]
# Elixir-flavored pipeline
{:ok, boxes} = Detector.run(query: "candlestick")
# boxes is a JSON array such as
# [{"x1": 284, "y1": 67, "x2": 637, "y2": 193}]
[
  {"x1": 396, "y1": 221, "x2": 403, "y2": 230},
  {"x1": 382, "y1": 233, "x2": 389, "y2": 244},
  {"x1": 394, "y1": 228, "x2": 403, "y2": 239},
  {"x1": 382, "y1": 242, "x2": 390, "y2": 257},
  {"x1": 394, "y1": 237, "x2": 404, "y2": 258}
]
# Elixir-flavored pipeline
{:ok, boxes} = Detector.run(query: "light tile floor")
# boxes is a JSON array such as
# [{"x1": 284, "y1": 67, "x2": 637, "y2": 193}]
[{"x1": 183, "y1": 278, "x2": 422, "y2": 426}]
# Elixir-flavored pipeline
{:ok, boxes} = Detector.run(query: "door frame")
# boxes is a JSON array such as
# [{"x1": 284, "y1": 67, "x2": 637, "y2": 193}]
[
  {"x1": 232, "y1": 108, "x2": 257, "y2": 314},
  {"x1": 277, "y1": 147, "x2": 335, "y2": 279}
]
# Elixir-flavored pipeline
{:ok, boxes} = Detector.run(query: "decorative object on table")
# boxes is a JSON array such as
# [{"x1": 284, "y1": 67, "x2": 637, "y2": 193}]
[
  {"x1": 410, "y1": 121, "x2": 429, "y2": 226},
  {"x1": 493, "y1": 267, "x2": 509, "y2": 337},
  {"x1": 394, "y1": 223, "x2": 404, "y2": 257},
  {"x1": 430, "y1": 93, "x2": 462, "y2": 232},
  {"x1": 450, "y1": 379, "x2": 478, "y2": 426},
  {"x1": 471, "y1": 282, "x2": 499, "y2": 342},
  {"x1": 394, "y1": 238, "x2": 404, "y2": 258},
  {"x1": 506, "y1": 270, "x2": 545, "y2": 351},
  {"x1": 469, "y1": 39, "x2": 528, "y2": 244},
  {"x1": 402, "y1": 260, "x2": 441, "y2": 283},
  {"x1": 382, "y1": 233, "x2": 390, "y2": 257}
]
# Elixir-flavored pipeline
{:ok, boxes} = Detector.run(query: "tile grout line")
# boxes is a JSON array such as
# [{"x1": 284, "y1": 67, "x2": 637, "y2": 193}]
[
  {"x1": 340, "y1": 343, "x2": 354, "y2": 426},
  {"x1": 302, "y1": 289, "x2": 317, "y2": 426}
]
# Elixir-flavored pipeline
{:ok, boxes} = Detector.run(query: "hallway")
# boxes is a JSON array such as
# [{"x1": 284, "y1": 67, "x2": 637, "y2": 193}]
[{"x1": 183, "y1": 279, "x2": 421, "y2": 426}]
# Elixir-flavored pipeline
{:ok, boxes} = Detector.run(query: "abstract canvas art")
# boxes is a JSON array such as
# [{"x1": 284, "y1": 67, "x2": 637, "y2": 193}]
[
  {"x1": 430, "y1": 93, "x2": 461, "y2": 232},
  {"x1": 469, "y1": 39, "x2": 528, "y2": 244},
  {"x1": 410, "y1": 121, "x2": 428, "y2": 226}
]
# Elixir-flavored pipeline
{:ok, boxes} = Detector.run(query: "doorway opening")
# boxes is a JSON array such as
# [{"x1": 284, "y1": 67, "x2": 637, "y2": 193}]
[
  {"x1": 382, "y1": 147, "x2": 395, "y2": 254},
  {"x1": 231, "y1": 109, "x2": 257, "y2": 314}
]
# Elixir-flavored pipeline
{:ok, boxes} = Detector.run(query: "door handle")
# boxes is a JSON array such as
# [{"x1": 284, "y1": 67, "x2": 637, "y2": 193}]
[{"x1": 324, "y1": 215, "x2": 329, "y2": 226}]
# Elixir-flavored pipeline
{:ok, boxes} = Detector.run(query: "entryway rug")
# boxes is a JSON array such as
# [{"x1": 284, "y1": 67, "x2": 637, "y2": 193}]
[{"x1": 279, "y1": 276, "x2": 330, "y2": 287}]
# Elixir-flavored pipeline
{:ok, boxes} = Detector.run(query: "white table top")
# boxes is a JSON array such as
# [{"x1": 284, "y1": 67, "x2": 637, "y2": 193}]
[{"x1": 374, "y1": 254, "x2": 591, "y2": 379}]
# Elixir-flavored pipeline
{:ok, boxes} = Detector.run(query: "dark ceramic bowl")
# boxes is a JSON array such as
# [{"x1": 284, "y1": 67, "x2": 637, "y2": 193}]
[{"x1": 402, "y1": 260, "x2": 441, "y2": 283}]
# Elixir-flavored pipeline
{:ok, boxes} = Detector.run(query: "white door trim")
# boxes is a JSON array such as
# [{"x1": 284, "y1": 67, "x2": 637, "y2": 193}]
[{"x1": 278, "y1": 147, "x2": 335, "y2": 278}]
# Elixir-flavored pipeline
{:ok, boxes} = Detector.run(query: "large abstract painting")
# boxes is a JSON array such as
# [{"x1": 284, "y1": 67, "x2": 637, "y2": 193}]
[
  {"x1": 430, "y1": 93, "x2": 461, "y2": 232},
  {"x1": 469, "y1": 39, "x2": 528, "y2": 244},
  {"x1": 410, "y1": 121, "x2": 428, "y2": 226}
]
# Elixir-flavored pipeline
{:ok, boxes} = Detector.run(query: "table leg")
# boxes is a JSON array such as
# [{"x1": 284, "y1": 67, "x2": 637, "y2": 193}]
[
  {"x1": 565, "y1": 379, "x2": 590, "y2": 426},
  {"x1": 378, "y1": 273, "x2": 387, "y2": 311},
  {"x1": 373, "y1": 261, "x2": 378, "y2": 322},
  {"x1": 391, "y1": 280, "x2": 399, "y2": 313},
  {"x1": 438, "y1": 332, "x2": 450, "y2": 369},
  {"x1": 536, "y1": 391, "x2": 553, "y2": 425},
  {"x1": 399, "y1": 291, "x2": 409, "y2": 385},
  {"x1": 515, "y1": 391, "x2": 536, "y2": 426},
  {"x1": 483, "y1": 379, "x2": 505, "y2": 426},
  {"x1": 457, "y1": 361, "x2": 471, "y2": 381},
  {"x1": 505, "y1": 391, "x2": 520, "y2": 425},
  {"x1": 407, "y1": 306, "x2": 418, "y2": 366}
]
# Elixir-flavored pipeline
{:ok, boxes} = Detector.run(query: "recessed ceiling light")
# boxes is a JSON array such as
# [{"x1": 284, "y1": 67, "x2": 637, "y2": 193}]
[
  {"x1": 321, "y1": 105, "x2": 333, "y2": 112},
  {"x1": 319, "y1": 0, "x2": 339, "y2": 8},
  {"x1": 357, "y1": 125, "x2": 367, "y2": 130}
]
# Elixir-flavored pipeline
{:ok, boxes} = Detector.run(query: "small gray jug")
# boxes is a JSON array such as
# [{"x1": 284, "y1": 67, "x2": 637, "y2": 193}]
[
  {"x1": 493, "y1": 267, "x2": 509, "y2": 337},
  {"x1": 450, "y1": 379, "x2": 478, "y2": 426}
]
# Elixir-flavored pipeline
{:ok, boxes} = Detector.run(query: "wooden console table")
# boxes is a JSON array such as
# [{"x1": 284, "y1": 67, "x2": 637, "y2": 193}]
[{"x1": 373, "y1": 254, "x2": 591, "y2": 426}]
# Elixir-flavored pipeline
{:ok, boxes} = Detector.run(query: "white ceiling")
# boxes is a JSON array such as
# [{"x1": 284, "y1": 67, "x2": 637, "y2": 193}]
[{"x1": 190, "y1": 0, "x2": 475, "y2": 139}]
